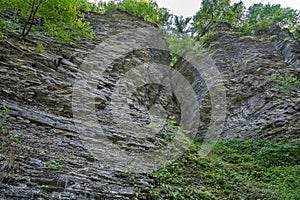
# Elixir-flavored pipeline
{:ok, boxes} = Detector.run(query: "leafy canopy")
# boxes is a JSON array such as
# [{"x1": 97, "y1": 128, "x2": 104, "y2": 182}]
[
  {"x1": 105, "y1": 0, "x2": 166, "y2": 25},
  {"x1": 167, "y1": 15, "x2": 192, "y2": 35},
  {"x1": 240, "y1": 3, "x2": 300, "y2": 36},
  {"x1": 191, "y1": 0, "x2": 299, "y2": 39},
  {"x1": 192, "y1": 0, "x2": 244, "y2": 37},
  {"x1": 0, "y1": 0, "x2": 94, "y2": 41}
]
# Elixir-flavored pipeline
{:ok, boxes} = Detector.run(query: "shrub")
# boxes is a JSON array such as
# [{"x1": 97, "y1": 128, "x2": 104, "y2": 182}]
[
  {"x1": 105, "y1": 0, "x2": 165, "y2": 25},
  {"x1": 0, "y1": 0, "x2": 94, "y2": 41}
]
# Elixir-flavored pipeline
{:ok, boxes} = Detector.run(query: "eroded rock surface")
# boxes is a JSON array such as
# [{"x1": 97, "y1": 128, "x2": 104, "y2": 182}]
[
  {"x1": 0, "y1": 11, "x2": 164, "y2": 200},
  {"x1": 206, "y1": 29, "x2": 300, "y2": 140},
  {"x1": 0, "y1": 11, "x2": 299, "y2": 199}
]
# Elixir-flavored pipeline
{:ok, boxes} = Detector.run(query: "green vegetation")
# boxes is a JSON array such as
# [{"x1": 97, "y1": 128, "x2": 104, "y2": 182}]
[
  {"x1": 0, "y1": 0, "x2": 299, "y2": 44},
  {"x1": 0, "y1": 19, "x2": 7, "y2": 39},
  {"x1": 166, "y1": 31, "x2": 205, "y2": 67},
  {"x1": 147, "y1": 139, "x2": 300, "y2": 199},
  {"x1": 0, "y1": 0, "x2": 94, "y2": 41},
  {"x1": 239, "y1": 3, "x2": 299, "y2": 37},
  {"x1": 164, "y1": 15, "x2": 191, "y2": 35},
  {"x1": 37, "y1": 185, "x2": 49, "y2": 189},
  {"x1": 0, "y1": 1, "x2": 299, "y2": 199},
  {"x1": 105, "y1": 0, "x2": 167, "y2": 25},
  {"x1": 46, "y1": 158, "x2": 65, "y2": 170},
  {"x1": 269, "y1": 73, "x2": 300, "y2": 93},
  {"x1": 167, "y1": 35, "x2": 195, "y2": 66},
  {"x1": 36, "y1": 43, "x2": 45, "y2": 53},
  {"x1": 95, "y1": 0, "x2": 299, "y2": 66},
  {"x1": 192, "y1": 0, "x2": 244, "y2": 38},
  {"x1": 191, "y1": 1, "x2": 300, "y2": 40}
]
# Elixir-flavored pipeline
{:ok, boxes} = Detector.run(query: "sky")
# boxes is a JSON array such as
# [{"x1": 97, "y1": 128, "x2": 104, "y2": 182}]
[
  {"x1": 93, "y1": 0, "x2": 300, "y2": 17},
  {"x1": 155, "y1": 0, "x2": 300, "y2": 17}
]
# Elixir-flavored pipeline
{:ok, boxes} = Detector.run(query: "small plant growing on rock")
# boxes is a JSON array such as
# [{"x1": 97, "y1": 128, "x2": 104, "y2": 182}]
[
  {"x1": 269, "y1": 73, "x2": 300, "y2": 93},
  {"x1": 0, "y1": 32, "x2": 6, "y2": 40},
  {"x1": 36, "y1": 43, "x2": 45, "y2": 53},
  {"x1": 46, "y1": 158, "x2": 65, "y2": 171}
]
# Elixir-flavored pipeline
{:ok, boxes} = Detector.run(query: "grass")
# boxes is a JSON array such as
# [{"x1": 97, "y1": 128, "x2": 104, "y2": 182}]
[{"x1": 147, "y1": 139, "x2": 300, "y2": 199}]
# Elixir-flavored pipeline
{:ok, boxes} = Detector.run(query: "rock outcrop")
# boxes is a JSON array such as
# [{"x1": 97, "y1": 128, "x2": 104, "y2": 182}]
[
  {"x1": 206, "y1": 29, "x2": 300, "y2": 140},
  {"x1": 0, "y1": 11, "x2": 162, "y2": 200},
  {"x1": 0, "y1": 11, "x2": 299, "y2": 199}
]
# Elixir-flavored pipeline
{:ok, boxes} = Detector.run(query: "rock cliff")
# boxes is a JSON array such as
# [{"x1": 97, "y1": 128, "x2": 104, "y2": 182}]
[
  {"x1": 199, "y1": 29, "x2": 300, "y2": 141},
  {"x1": 0, "y1": 11, "x2": 299, "y2": 199}
]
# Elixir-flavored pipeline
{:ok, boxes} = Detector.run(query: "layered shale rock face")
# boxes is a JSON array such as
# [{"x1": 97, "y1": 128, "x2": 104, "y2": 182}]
[
  {"x1": 0, "y1": 11, "x2": 169, "y2": 200},
  {"x1": 0, "y1": 11, "x2": 299, "y2": 199},
  {"x1": 203, "y1": 28, "x2": 300, "y2": 140}
]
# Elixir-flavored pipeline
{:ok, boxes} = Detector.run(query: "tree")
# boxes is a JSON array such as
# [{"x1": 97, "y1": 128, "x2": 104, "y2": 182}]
[
  {"x1": 192, "y1": 0, "x2": 244, "y2": 37},
  {"x1": 0, "y1": 0, "x2": 94, "y2": 41},
  {"x1": 171, "y1": 15, "x2": 192, "y2": 35},
  {"x1": 241, "y1": 3, "x2": 299, "y2": 36}
]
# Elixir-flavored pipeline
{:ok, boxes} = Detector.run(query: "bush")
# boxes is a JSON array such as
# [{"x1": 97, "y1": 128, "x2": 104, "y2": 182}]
[
  {"x1": 0, "y1": 0, "x2": 94, "y2": 41},
  {"x1": 105, "y1": 0, "x2": 165, "y2": 25}
]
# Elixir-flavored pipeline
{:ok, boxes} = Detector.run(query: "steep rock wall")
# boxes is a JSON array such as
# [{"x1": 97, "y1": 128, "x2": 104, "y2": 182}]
[
  {"x1": 0, "y1": 11, "x2": 166, "y2": 200},
  {"x1": 0, "y1": 11, "x2": 299, "y2": 200},
  {"x1": 206, "y1": 30, "x2": 300, "y2": 140}
]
